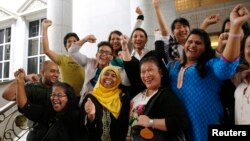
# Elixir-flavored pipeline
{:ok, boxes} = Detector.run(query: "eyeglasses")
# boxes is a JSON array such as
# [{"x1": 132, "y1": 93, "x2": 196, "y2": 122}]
[
  {"x1": 98, "y1": 50, "x2": 112, "y2": 55},
  {"x1": 50, "y1": 93, "x2": 67, "y2": 98}
]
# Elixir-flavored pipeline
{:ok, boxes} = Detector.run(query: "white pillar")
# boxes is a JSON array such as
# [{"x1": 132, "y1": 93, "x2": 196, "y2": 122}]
[
  {"x1": 131, "y1": 0, "x2": 176, "y2": 50},
  {"x1": 47, "y1": 0, "x2": 72, "y2": 54},
  {"x1": 12, "y1": 17, "x2": 26, "y2": 73}
]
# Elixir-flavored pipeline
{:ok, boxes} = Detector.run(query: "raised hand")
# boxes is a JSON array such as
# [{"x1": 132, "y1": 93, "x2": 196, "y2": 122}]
[
  {"x1": 25, "y1": 73, "x2": 41, "y2": 83},
  {"x1": 200, "y1": 14, "x2": 220, "y2": 30},
  {"x1": 42, "y1": 19, "x2": 52, "y2": 29},
  {"x1": 230, "y1": 4, "x2": 250, "y2": 27},
  {"x1": 120, "y1": 35, "x2": 129, "y2": 49},
  {"x1": 120, "y1": 35, "x2": 131, "y2": 61},
  {"x1": 216, "y1": 32, "x2": 228, "y2": 53},
  {"x1": 153, "y1": 0, "x2": 161, "y2": 9},
  {"x1": 14, "y1": 68, "x2": 26, "y2": 83},
  {"x1": 136, "y1": 6, "x2": 143, "y2": 15},
  {"x1": 85, "y1": 34, "x2": 97, "y2": 43}
]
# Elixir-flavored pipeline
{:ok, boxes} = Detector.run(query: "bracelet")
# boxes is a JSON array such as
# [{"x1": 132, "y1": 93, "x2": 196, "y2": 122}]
[
  {"x1": 137, "y1": 15, "x2": 144, "y2": 20},
  {"x1": 228, "y1": 33, "x2": 241, "y2": 38},
  {"x1": 148, "y1": 119, "x2": 154, "y2": 128}
]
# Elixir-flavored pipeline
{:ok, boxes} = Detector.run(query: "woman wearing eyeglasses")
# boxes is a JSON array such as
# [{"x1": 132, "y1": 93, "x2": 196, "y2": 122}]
[
  {"x1": 46, "y1": 82, "x2": 88, "y2": 141},
  {"x1": 15, "y1": 68, "x2": 88, "y2": 141}
]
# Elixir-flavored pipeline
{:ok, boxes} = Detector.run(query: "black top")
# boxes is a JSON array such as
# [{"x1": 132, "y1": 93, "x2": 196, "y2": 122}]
[
  {"x1": 83, "y1": 93, "x2": 130, "y2": 141},
  {"x1": 19, "y1": 82, "x2": 88, "y2": 141}
]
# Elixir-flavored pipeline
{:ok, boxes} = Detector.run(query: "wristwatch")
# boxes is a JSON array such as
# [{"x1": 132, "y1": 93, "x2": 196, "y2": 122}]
[{"x1": 148, "y1": 119, "x2": 154, "y2": 128}]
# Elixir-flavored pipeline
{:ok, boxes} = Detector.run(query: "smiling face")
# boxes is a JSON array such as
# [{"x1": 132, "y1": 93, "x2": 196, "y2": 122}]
[
  {"x1": 96, "y1": 45, "x2": 113, "y2": 68},
  {"x1": 50, "y1": 86, "x2": 68, "y2": 112},
  {"x1": 140, "y1": 61, "x2": 162, "y2": 91},
  {"x1": 184, "y1": 34, "x2": 205, "y2": 62},
  {"x1": 110, "y1": 33, "x2": 121, "y2": 51},
  {"x1": 173, "y1": 22, "x2": 190, "y2": 45},
  {"x1": 100, "y1": 70, "x2": 119, "y2": 88},
  {"x1": 131, "y1": 29, "x2": 147, "y2": 51},
  {"x1": 41, "y1": 61, "x2": 60, "y2": 86}
]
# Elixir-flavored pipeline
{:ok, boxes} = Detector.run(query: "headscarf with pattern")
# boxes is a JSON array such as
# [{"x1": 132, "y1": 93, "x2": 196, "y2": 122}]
[{"x1": 91, "y1": 66, "x2": 122, "y2": 119}]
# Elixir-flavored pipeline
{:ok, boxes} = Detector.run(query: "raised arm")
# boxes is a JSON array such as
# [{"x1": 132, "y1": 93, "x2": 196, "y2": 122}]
[
  {"x1": 128, "y1": 6, "x2": 144, "y2": 53},
  {"x1": 133, "y1": 6, "x2": 144, "y2": 29},
  {"x1": 200, "y1": 14, "x2": 220, "y2": 30},
  {"x1": 42, "y1": 19, "x2": 59, "y2": 63},
  {"x1": 74, "y1": 34, "x2": 96, "y2": 47},
  {"x1": 120, "y1": 35, "x2": 132, "y2": 62},
  {"x1": 2, "y1": 80, "x2": 17, "y2": 101},
  {"x1": 216, "y1": 32, "x2": 228, "y2": 54},
  {"x1": 2, "y1": 73, "x2": 39, "y2": 101},
  {"x1": 153, "y1": 0, "x2": 169, "y2": 36},
  {"x1": 222, "y1": 4, "x2": 250, "y2": 61},
  {"x1": 15, "y1": 69, "x2": 28, "y2": 109},
  {"x1": 68, "y1": 35, "x2": 96, "y2": 66}
]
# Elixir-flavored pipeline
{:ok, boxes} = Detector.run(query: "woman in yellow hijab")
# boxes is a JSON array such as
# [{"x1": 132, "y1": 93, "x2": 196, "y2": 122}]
[{"x1": 83, "y1": 66, "x2": 130, "y2": 141}]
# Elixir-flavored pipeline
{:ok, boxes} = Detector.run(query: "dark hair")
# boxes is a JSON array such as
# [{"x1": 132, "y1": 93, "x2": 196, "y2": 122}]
[
  {"x1": 242, "y1": 22, "x2": 250, "y2": 37},
  {"x1": 131, "y1": 27, "x2": 148, "y2": 40},
  {"x1": 108, "y1": 30, "x2": 122, "y2": 42},
  {"x1": 108, "y1": 30, "x2": 123, "y2": 55},
  {"x1": 221, "y1": 18, "x2": 250, "y2": 64},
  {"x1": 241, "y1": 31, "x2": 250, "y2": 65},
  {"x1": 52, "y1": 82, "x2": 78, "y2": 113},
  {"x1": 63, "y1": 32, "x2": 79, "y2": 47},
  {"x1": 140, "y1": 56, "x2": 169, "y2": 87},
  {"x1": 171, "y1": 17, "x2": 190, "y2": 32},
  {"x1": 221, "y1": 18, "x2": 230, "y2": 33},
  {"x1": 182, "y1": 28, "x2": 215, "y2": 78},
  {"x1": 97, "y1": 41, "x2": 113, "y2": 52},
  {"x1": 221, "y1": 18, "x2": 250, "y2": 36}
]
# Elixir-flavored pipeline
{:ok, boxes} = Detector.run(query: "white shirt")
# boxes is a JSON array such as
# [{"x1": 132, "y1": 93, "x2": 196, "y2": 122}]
[
  {"x1": 234, "y1": 83, "x2": 250, "y2": 125},
  {"x1": 131, "y1": 48, "x2": 150, "y2": 61}
]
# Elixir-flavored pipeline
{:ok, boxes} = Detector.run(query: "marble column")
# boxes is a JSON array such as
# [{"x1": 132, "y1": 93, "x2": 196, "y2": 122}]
[{"x1": 47, "y1": 0, "x2": 72, "y2": 54}]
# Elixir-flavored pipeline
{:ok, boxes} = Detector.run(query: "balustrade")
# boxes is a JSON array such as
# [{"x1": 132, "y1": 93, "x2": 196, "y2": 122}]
[{"x1": 0, "y1": 102, "x2": 29, "y2": 141}]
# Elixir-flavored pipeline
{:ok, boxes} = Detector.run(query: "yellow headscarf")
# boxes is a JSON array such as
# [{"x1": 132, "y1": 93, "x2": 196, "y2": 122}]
[{"x1": 91, "y1": 66, "x2": 122, "y2": 119}]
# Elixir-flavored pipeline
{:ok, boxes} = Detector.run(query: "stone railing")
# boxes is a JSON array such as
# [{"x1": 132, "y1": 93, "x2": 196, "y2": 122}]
[{"x1": 0, "y1": 101, "x2": 29, "y2": 141}]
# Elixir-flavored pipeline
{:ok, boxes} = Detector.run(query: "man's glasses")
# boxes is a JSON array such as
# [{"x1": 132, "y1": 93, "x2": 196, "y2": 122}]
[
  {"x1": 50, "y1": 93, "x2": 67, "y2": 98},
  {"x1": 98, "y1": 50, "x2": 112, "y2": 55}
]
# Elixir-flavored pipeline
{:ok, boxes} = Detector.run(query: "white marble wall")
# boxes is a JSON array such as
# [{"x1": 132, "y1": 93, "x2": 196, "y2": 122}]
[{"x1": 72, "y1": 0, "x2": 132, "y2": 58}]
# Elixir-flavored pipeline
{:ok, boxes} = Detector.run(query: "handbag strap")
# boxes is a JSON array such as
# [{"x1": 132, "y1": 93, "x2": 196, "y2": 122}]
[{"x1": 143, "y1": 88, "x2": 164, "y2": 115}]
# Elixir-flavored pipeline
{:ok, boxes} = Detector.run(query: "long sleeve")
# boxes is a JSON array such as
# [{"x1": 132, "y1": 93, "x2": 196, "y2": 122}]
[
  {"x1": 123, "y1": 57, "x2": 146, "y2": 99},
  {"x1": 68, "y1": 44, "x2": 89, "y2": 66}
]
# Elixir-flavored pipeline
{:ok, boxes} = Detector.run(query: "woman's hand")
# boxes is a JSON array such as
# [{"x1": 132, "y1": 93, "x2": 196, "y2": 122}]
[
  {"x1": 133, "y1": 115, "x2": 151, "y2": 127},
  {"x1": 230, "y1": 4, "x2": 250, "y2": 29},
  {"x1": 84, "y1": 98, "x2": 96, "y2": 122},
  {"x1": 216, "y1": 32, "x2": 228, "y2": 54}
]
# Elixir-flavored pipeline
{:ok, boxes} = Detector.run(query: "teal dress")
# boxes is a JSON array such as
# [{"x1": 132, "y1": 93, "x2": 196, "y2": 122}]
[
  {"x1": 167, "y1": 57, "x2": 239, "y2": 141},
  {"x1": 111, "y1": 57, "x2": 123, "y2": 68}
]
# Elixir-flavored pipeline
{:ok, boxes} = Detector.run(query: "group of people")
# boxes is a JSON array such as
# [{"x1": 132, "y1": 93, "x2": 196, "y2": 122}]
[{"x1": 1, "y1": 1, "x2": 250, "y2": 141}]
